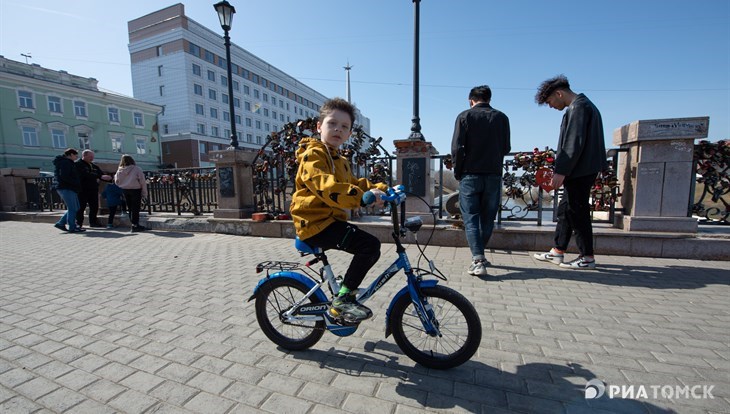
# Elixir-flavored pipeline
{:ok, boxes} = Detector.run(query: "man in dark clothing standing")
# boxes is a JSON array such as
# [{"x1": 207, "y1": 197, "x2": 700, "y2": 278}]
[
  {"x1": 451, "y1": 85, "x2": 511, "y2": 276},
  {"x1": 75, "y1": 150, "x2": 111, "y2": 228},
  {"x1": 52, "y1": 148, "x2": 84, "y2": 233},
  {"x1": 533, "y1": 75, "x2": 607, "y2": 269}
]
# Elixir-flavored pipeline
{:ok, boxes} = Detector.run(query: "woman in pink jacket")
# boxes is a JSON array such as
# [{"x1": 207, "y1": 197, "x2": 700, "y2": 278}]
[{"x1": 114, "y1": 155, "x2": 148, "y2": 232}]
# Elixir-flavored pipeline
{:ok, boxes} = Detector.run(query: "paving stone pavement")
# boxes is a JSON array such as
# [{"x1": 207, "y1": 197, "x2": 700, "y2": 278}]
[{"x1": 0, "y1": 221, "x2": 728, "y2": 414}]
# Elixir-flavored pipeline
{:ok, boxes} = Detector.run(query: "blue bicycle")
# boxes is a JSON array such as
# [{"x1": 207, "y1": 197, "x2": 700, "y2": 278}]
[{"x1": 249, "y1": 187, "x2": 482, "y2": 369}]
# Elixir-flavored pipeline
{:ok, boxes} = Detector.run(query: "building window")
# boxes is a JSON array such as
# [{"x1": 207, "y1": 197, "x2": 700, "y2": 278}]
[
  {"x1": 232, "y1": 80, "x2": 239, "y2": 91},
  {"x1": 22, "y1": 126, "x2": 39, "y2": 146},
  {"x1": 108, "y1": 107, "x2": 120, "y2": 123},
  {"x1": 156, "y1": 46, "x2": 163, "y2": 56},
  {"x1": 210, "y1": 108, "x2": 218, "y2": 119},
  {"x1": 211, "y1": 126, "x2": 219, "y2": 137},
  {"x1": 192, "y1": 63, "x2": 201, "y2": 76},
  {"x1": 199, "y1": 142, "x2": 206, "y2": 154},
  {"x1": 194, "y1": 84, "x2": 203, "y2": 95},
  {"x1": 280, "y1": 100, "x2": 284, "y2": 109},
  {"x1": 254, "y1": 89, "x2": 260, "y2": 99},
  {"x1": 224, "y1": 129, "x2": 230, "y2": 138},
  {"x1": 245, "y1": 101, "x2": 251, "y2": 111},
  {"x1": 255, "y1": 120, "x2": 261, "y2": 129},
  {"x1": 78, "y1": 134, "x2": 91, "y2": 150},
  {"x1": 157, "y1": 65, "x2": 163, "y2": 76},
  {"x1": 51, "y1": 128, "x2": 67, "y2": 148},
  {"x1": 256, "y1": 135, "x2": 262, "y2": 144},
  {"x1": 197, "y1": 123, "x2": 206, "y2": 134},
  {"x1": 133, "y1": 112, "x2": 144, "y2": 127},
  {"x1": 235, "y1": 115, "x2": 241, "y2": 125},
  {"x1": 205, "y1": 51, "x2": 215, "y2": 64},
  {"x1": 280, "y1": 114, "x2": 284, "y2": 122},
  {"x1": 246, "y1": 133, "x2": 252, "y2": 143},
  {"x1": 263, "y1": 108, "x2": 269, "y2": 117},
  {"x1": 233, "y1": 97, "x2": 240, "y2": 108},
  {"x1": 74, "y1": 100, "x2": 87, "y2": 117},
  {"x1": 223, "y1": 112, "x2": 230, "y2": 122},
  {"x1": 110, "y1": 133, "x2": 123, "y2": 152},
  {"x1": 222, "y1": 94, "x2": 229, "y2": 104},
  {"x1": 18, "y1": 90, "x2": 34, "y2": 109},
  {"x1": 209, "y1": 89, "x2": 217, "y2": 100},
  {"x1": 163, "y1": 124, "x2": 169, "y2": 134},
  {"x1": 271, "y1": 97, "x2": 276, "y2": 106},
  {"x1": 48, "y1": 96, "x2": 62, "y2": 114},
  {"x1": 195, "y1": 104, "x2": 204, "y2": 115},
  {"x1": 252, "y1": 74, "x2": 259, "y2": 84},
  {"x1": 135, "y1": 136, "x2": 147, "y2": 154},
  {"x1": 243, "y1": 85, "x2": 250, "y2": 95},
  {"x1": 272, "y1": 110, "x2": 277, "y2": 119},
  {"x1": 263, "y1": 93, "x2": 268, "y2": 103},
  {"x1": 245, "y1": 118, "x2": 252, "y2": 127},
  {"x1": 221, "y1": 75, "x2": 227, "y2": 87},
  {"x1": 189, "y1": 42, "x2": 201, "y2": 57},
  {"x1": 207, "y1": 69, "x2": 215, "y2": 81},
  {"x1": 265, "y1": 123, "x2": 270, "y2": 132}
]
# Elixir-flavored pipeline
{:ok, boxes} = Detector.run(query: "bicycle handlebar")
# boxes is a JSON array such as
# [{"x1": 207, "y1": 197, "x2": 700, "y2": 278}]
[{"x1": 381, "y1": 185, "x2": 406, "y2": 204}]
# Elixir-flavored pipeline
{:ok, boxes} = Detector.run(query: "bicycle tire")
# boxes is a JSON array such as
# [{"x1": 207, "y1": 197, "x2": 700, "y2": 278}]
[
  {"x1": 390, "y1": 285, "x2": 481, "y2": 369},
  {"x1": 254, "y1": 277, "x2": 325, "y2": 350}
]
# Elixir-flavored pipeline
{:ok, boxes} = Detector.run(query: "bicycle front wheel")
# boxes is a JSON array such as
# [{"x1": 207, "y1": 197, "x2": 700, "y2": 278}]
[
  {"x1": 390, "y1": 285, "x2": 481, "y2": 369},
  {"x1": 254, "y1": 277, "x2": 325, "y2": 350}
]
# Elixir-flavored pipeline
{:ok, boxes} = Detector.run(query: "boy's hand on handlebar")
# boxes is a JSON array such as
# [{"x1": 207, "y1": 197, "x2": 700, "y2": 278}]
[{"x1": 370, "y1": 188, "x2": 386, "y2": 207}]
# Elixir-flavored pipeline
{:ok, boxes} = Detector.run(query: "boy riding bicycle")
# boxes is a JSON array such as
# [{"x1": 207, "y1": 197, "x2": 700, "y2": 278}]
[{"x1": 290, "y1": 98, "x2": 388, "y2": 323}]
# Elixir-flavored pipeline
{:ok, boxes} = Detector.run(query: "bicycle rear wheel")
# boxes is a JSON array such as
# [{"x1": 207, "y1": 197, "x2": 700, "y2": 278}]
[
  {"x1": 254, "y1": 277, "x2": 325, "y2": 350},
  {"x1": 390, "y1": 285, "x2": 481, "y2": 369}
]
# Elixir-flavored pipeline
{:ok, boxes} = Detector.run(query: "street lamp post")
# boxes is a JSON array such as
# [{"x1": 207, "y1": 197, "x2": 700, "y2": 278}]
[
  {"x1": 214, "y1": 0, "x2": 239, "y2": 149},
  {"x1": 408, "y1": 0, "x2": 424, "y2": 141}
]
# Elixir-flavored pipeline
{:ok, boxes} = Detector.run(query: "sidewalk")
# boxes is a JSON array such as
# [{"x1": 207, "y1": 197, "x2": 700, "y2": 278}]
[{"x1": 1, "y1": 221, "x2": 728, "y2": 413}]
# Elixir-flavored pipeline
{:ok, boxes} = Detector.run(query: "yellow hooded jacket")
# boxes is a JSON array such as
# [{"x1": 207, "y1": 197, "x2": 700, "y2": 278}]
[{"x1": 290, "y1": 137, "x2": 388, "y2": 240}]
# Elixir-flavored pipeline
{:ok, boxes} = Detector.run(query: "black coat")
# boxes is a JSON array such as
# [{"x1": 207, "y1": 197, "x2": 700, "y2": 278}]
[
  {"x1": 75, "y1": 160, "x2": 105, "y2": 192},
  {"x1": 52, "y1": 156, "x2": 81, "y2": 193},
  {"x1": 554, "y1": 94, "x2": 608, "y2": 179},
  {"x1": 450, "y1": 103, "x2": 511, "y2": 180}
]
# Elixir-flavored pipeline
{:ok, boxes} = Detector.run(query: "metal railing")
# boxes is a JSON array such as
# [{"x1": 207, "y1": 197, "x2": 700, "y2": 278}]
[{"x1": 143, "y1": 167, "x2": 218, "y2": 215}]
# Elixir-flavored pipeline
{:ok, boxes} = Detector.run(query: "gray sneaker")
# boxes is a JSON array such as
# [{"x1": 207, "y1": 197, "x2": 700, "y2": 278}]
[
  {"x1": 329, "y1": 294, "x2": 372, "y2": 323},
  {"x1": 559, "y1": 257, "x2": 596, "y2": 269},
  {"x1": 534, "y1": 250, "x2": 564, "y2": 265},
  {"x1": 468, "y1": 259, "x2": 488, "y2": 276}
]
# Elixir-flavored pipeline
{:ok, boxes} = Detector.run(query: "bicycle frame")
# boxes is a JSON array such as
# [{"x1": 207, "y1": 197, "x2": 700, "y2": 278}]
[{"x1": 251, "y1": 194, "x2": 442, "y2": 337}]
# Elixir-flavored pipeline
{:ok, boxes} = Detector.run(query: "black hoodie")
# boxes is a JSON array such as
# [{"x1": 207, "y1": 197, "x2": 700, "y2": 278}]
[{"x1": 52, "y1": 155, "x2": 81, "y2": 192}]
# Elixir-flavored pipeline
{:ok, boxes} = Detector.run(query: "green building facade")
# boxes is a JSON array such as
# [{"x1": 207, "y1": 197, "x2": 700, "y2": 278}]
[{"x1": 0, "y1": 56, "x2": 162, "y2": 173}]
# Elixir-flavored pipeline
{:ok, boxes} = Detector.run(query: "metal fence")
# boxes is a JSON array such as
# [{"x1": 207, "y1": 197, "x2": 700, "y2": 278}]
[{"x1": 143, "y1": 167, "x2": 218, "y2": 215}]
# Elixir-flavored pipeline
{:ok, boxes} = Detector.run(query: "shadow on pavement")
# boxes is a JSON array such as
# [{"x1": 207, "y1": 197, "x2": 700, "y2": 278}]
[
  {"x1": 485, "y1": 264, "x2": 729, "y2": 289},
  {"x1": 286, "y1": 341, "x2": 676, "y2": 413}
]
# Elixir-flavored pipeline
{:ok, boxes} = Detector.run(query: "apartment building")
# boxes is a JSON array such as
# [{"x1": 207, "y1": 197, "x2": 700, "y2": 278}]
[
  {"x1": 0, "y1": 56, "x2": 162, "y2": 172},
  {"x1": 128, "y1": 3, "x2": 370, "y2": 168}
]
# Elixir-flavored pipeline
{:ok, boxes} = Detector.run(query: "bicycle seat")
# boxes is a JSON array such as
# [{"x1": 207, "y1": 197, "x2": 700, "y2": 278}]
[{"x1": 295, "y1": 237, "x2": 323, "y2": 255}]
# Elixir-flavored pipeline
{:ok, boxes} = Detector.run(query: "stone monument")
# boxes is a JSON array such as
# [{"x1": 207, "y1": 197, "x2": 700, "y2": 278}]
[
  {"x1": 613, "y1": 116, "x2": 709, "y2": 232},
  {"x1": 210, "y1": 149, "x2": 257, "y2": 219},
  {"x1": 393, "y1": 139, "x2": 438, "y2": 222}
]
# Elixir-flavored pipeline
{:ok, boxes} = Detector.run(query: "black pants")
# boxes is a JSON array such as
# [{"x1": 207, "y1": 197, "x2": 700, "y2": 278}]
[
  {"x1": 303, "y1": 221, "x2": 381, "y2": 291},
  {"x1": 554, "y1": 173, "x2": 597, "y2": 256},
  {"x1": 76, "y1": 188, "x2": 99, "y2": 226},
  {"x1": 123, "y1": 189, "x2": 142, "y2": 227}
]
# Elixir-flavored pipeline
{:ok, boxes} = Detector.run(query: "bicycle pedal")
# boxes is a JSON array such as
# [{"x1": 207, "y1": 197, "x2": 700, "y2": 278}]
[{"x1": 328, "y1": 309, "x2": 361, "y2": 326}]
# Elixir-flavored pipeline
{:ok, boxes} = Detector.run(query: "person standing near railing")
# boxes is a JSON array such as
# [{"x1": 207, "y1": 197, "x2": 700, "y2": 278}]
[
  {"x1": 533, "y1": 75, "x2": 607, "y2": 269},
  {"x1": 52, "y1": 148, "x2": 84, "y2": 233},
  {"x1": 115, "y1": 155, "x2": 149, "y2": 233},
  {"x1": 451, "y1": 85, "x2": 511, "y2": 277},
  {"x1": 75, "y1": 150, "x2": 112, "y2": 229}
]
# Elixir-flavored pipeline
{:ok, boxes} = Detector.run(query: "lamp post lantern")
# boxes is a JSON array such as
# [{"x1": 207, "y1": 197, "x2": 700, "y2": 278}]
[
  {"x1": 408, "y1": 0, "x2": 424, "y2": 141},
  {"x1": 214, "y1": 0, "x2": 238, "y2": 149}
]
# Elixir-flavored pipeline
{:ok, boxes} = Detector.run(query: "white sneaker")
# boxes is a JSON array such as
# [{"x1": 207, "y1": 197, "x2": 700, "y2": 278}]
[
  {"x1": 468, "y1": 259, "x2": 488, "y2": 276},
  {"x1": 533, "y1": 250, "x2": 564, "y2": 265},
  {"x1": 559, "y1": 257, "x2": 596, "y2": 269}
]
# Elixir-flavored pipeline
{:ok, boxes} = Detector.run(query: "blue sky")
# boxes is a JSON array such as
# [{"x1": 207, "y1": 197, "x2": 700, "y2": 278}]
[{"x1": 1, "y1": 0, "x2": 728, "y2": 156}]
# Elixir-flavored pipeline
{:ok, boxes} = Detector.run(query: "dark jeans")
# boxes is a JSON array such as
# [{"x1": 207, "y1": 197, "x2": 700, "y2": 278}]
[
  {"x1": 123, "y1": 189, "x2": 142, "y2": 227},
  {"x1": 76, "y1": 188, "x2": 99, "y2": 226},
  {"x1": 303, "y1": 220, "x2": 381, "y2": 291},
  {"x1": 458, "y1": 174, "x2": 502, "y2": 258},
  {"x1": 554, "y1": 173, "x2": 597, "y2": 256}
]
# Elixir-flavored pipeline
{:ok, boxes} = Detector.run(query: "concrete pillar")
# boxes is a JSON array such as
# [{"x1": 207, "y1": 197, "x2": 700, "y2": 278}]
[
  {"x1": 393, "y1": 139, "x2": 437, "y2": 222},
  {"x1": 210, "y1": 150, "x2": 257, "y2": 219},
  {"x1": 613, "y1": 117, "x2": 709, "y2": 232}
]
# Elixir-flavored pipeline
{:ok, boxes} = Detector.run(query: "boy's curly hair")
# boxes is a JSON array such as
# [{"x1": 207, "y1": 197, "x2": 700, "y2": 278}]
[
  {"x1": 535, "y1": 75, "x2": 570, "y2": 105},
  {"x1": 319, "y1": 97, "x2": 356, "y2": 129}
]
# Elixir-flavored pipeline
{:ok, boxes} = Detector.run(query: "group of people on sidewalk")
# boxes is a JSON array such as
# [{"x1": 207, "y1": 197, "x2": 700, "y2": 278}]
[{"x1": 52, "y1": 151, "x2": 149, "y2": 233}]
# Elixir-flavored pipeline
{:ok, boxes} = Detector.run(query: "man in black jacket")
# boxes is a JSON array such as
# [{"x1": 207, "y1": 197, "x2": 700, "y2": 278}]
[
  {"x1": 52, "y1": 148, "x2": 84, "y2": 233},
  {"x1": 451, "y1": 85, "x2": 511, "y2": 276},
  {"x1": 533, "y1": 75, "x2": 607, "y2": 269},
  {"x1": 75, "y1": 150, "x2": 111, "y2": 228}
]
